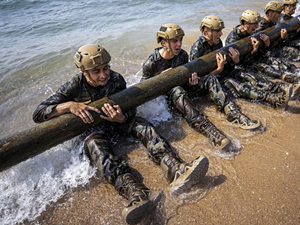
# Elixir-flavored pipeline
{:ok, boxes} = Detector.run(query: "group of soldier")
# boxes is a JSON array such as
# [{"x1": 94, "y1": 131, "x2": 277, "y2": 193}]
[{"x1": 32, "y1": 0, "x2": 300, "y2": 224}]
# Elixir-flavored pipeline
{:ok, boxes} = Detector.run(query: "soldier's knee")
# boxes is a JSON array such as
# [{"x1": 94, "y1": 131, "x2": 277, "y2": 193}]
[
  {"x1": 85, "y1": 132, "x2": 103, "y2": 145},
  {"x1": 133, "y1": 116, "x2": 153, "y2": 127}
]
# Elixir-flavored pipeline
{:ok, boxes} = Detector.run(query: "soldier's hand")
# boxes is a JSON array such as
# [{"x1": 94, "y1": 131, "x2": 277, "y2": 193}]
[
  {"x1": 189, "y1": 72, "x2": 199, "y2": 86},
  {"x1": 281, "y1": 28, "x2": 288, "y2": 39},
  {"x1": 228, "y1": 47, "x2": 240, "y2": 64},
  {"x1": 216, "y1": 52, "x2": 227, "y2": 70},
  {"x1": 251, "y1": 37, "x2": 259, "y2": 55},
  {"x1": 100, "y1": 103, "x2": 126, "y2": 123},
  {"x1": 69, "y1": 100, "x2": 100, "y2": 124},
  {"x1": 260, "y1": 33, "x2": 270, "y2": 47}
]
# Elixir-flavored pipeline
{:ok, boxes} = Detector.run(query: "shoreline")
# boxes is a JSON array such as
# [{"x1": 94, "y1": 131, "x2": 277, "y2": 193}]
[{"x1": 32, "y1": 98, "x2": 300, "y2": 225}]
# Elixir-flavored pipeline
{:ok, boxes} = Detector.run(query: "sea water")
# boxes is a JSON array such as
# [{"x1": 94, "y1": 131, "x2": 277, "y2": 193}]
[{"x1": 0, "y1": 0, "x2": 298, "y2": 224}]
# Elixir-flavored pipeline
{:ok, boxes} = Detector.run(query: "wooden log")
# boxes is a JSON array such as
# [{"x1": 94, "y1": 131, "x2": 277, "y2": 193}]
[{"x1": 0, "y1": 16, "x2": 299, "y2": 172}]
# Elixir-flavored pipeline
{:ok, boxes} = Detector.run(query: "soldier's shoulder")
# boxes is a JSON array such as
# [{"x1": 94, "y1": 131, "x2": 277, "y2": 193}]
[{"x1": 110, "y1": 70, "x2": 124, "y2": 81}]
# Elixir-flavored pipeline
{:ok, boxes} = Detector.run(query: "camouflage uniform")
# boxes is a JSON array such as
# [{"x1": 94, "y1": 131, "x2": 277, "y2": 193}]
[
  {"x1": 33, "y1": 70, "x2": 174, "y2": 185},
  {"x1": 281, "y1": 13, "x2": 300, "y2": 52},
  {"x1": 257, "y1": 17, "x2": 300, "y2": 65},
  {"x1": 190, "y1": 35, "x2": 273, "y2": 104},
  {"x1": 142, "y1": 47, "x2": 230, "y2": 149},
  {"x1": 189, "y1": 36, "x2": 261, "y2": 129},
  {"x1": 225, "y1": 25, "x2": 286, "y2": 95}
]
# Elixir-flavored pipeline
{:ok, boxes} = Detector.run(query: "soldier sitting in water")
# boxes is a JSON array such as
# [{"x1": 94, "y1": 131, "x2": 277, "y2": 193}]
[
  {"x1": 224, "y1": 10, "x2": 297, "y2": 107},
  {"x1": 141, "y1": 23, "x2": 232, "y2": 151},
  {"x1": 188, "y1": 15, "x2": 262, "y2": 128},
  {"x1": 254, "y1": 1, "x2": 300, "y2": 86},
  {"x1": 281, "y1": 0, "x2": 300, "y2": 54},
  {"x1": 32, "y1": 44, "x2": 209, "y2": 225}
]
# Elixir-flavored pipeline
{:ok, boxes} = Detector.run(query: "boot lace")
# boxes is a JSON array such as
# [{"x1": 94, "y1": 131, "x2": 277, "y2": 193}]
[{"x1": 115, "y1": 174, "x2": 149, "y2": 207}]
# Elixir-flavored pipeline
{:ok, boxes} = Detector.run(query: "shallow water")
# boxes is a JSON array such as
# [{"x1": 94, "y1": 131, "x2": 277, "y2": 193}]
[{"x1": 0, "y1": 0, "x2": 300, "y2": 224}]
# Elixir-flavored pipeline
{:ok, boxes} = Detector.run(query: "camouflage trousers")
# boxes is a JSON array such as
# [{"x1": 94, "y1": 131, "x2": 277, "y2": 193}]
[
  {"x1": 267, "y1": 42, "x2": 300, "y2": 62},
  {"x1": 223, "y1": 68, "x2": 285, "y2": 101},
  {"x1": 167, "y1": 74, "x2": 228, "y2": 125},
  {"x1": 84, "y1": 116, "x2": 173, "y2": 185},
  {"x1": 253, "y1": 54, "x2": 300, "y2": 83}
]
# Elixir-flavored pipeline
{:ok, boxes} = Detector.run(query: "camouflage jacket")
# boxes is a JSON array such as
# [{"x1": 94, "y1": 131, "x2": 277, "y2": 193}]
[
  {"x1": 257, "y1": 17, "x2": 288, "y2": 48},
  {"x1": 141, "y1": 47, "x2": 188, "y2": 81},
  {"x1": 33, "y1": 70, "x2": 136, "y2": 123},
  {"x1": 282, "y1": 13, "x2": 293, "y2": 21},
  {"x1": 225, "y1": 25, "x2": 263, "y2": 69},
  {"x1": 281, "y1": 13, "x2": 299, "y2": 41},
  {"x1": 225, "y1": 25, "x2": 250, "y2": 46},
  {"x1": 190, "y1": 36, "x2": 223, "y2": 61},
  {"x1": 190, "y1": 35, "x2": 235, "y2": 77}
]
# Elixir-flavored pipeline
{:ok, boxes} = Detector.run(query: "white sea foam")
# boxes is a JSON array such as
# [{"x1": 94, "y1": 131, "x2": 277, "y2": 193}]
[{"x1": 0, "y1": 138, "x2": 96, "y2": 225}]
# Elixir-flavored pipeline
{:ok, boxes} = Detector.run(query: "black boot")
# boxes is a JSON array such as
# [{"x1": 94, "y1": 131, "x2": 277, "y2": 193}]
[
  {"x1": 192, "y1": 115, "x2": 231, "y2": 150},
  {"x1": 115, "y1": 173, "x2": 162, "y2": 225},
  {"x1": 224, "y1": 102, "x2": 261, "y2": 130},
  {"x1": 160, "y1": 154, "x2": 209, "y2": 195}
]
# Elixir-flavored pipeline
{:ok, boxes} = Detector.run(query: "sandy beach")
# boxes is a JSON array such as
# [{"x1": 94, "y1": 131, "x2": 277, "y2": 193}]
[{"x1": 31, "y1": 96, "x2": 300, "y2": 225}]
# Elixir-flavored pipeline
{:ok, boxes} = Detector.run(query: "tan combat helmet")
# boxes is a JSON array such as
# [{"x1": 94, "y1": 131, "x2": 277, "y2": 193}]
[
  {"x1": 73, "y1": 44, "x2": 111, "y2": 71},
  {"x1": 200, "y1": 15, "x2": 225, "y2": 31},
  {"x1": 264, "y1": 1, "x2": 283, "y2": 13},
  {"x1": 157, "y1": 23, "x2": 185, "y2": 43},
  {"x1": 240, "y1": 9, "x2": 261, "y2": 24},
  {"x1": 282, "y1": 0, "x2": 298, "y2": 5}
]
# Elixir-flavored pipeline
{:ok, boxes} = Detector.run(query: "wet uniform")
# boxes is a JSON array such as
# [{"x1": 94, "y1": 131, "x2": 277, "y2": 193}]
[
  {"x1": 190, "y1": 35, "x2": 277, "y2": 103},
  {"x1": 256, "y1": 17, "x2": 300, "y2": 77},
  {"x1": 281, "y1": 13, "x2": 300, "y2": 52},
  {"x1": 141, "y1": 47, "x2": 230, "y2": 148},
  {"x1": 224, "y1": 25, "x2": 287, "y2": 99},
  {"x1": 33, "y1": 70, "x2": 174, "y2": 185},
  {"x1": 142, "y1": 47, "x2": 226, "y2": 122}
]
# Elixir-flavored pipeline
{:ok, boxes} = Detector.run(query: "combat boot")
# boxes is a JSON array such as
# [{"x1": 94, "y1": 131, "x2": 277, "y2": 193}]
[
  {"x1": 160, "y1": 154, "x2": 209, "y2": 195},
  {"x1": 224, "y1": 102, "x2": 261, "y2": 130},
  {"x1": 193, "y1": 117, "x2": 231, "y2": 150},
  {"x1": 283, "y1": 73, "x2": 300, "y2": 84},
  {"x1": 291, "y1": 80, "x2": 300, "y2": 99},
  {"x1": 264, "y1": 92, "x2": 288, "y2": 108},
  {"x1": 114, "y1": 173, "x2": 162, "y2": 225}
]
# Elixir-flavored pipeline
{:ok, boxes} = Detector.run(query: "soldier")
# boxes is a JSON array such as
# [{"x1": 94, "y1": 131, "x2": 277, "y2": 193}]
[
  {"x1": 141, "y1": 23, "x2": 232, "y2": 151},
  {"x1": 281, "y1": 0, "x2": 300, "y2": 50},
  {"x1": 189, "y1": 15, "x2": 263, "y2": 126},
  {"x1": 32, "y1": 44, "x2": 209, "y2": 224},
  {"x1": 224, "y1": 10, "x2": 295, "y2": 108}
]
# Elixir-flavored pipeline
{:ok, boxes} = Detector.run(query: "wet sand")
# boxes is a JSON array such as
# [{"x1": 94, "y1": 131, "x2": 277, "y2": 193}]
[{"x1": 31, "y1": 95, "x2": 300, "y2": 225}]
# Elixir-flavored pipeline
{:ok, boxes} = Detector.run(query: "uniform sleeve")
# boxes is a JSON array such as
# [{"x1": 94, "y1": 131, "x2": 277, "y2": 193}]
[
  {"x1": 141, "y1": 55, "x2": 156, "y2": 82},
  {"x1": 32, "y1": 81, "x2": 75, "y2": 123},
  {"x1": 190, "y1": 40, "x2": 204, "y2": 61}
]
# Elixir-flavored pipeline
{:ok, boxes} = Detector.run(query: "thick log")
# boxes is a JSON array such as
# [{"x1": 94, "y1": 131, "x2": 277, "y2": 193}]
[{"x1": 0, "y1": 16, "x2": 299, "y2": 172}]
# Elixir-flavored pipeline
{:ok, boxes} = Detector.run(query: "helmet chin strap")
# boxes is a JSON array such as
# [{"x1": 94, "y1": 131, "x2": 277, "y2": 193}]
[{"x1": 164, "y1": 40, "x2": 176, "y2": 56}]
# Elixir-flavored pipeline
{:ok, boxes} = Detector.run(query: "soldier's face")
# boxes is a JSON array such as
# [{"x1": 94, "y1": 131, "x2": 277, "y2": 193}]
[
  {"x1": 246, "y1": 22, "x2": 259, "y2": 34},
  {"x1": 285, "y1": 4, "x2": 297, "y2": 15},
  {"x1": 211, "y1": 29, "x2": 222, "y2": 45},
  {"x1": 272, "y1": 11, "x2": 282, "y2": 23},
  {"x1": 86, "y1": 64, "x2": 110, "y2": 87},
  {"x1": 165, "y1": 37, "x2": 183, "y2": 55}
]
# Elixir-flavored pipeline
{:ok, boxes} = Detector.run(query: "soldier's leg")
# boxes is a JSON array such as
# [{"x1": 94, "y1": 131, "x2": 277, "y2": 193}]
[
  {"x1": 198, "y1": 74, "x2": 260, "y2": 130},
  {"x1": 168, "y1": 86, "x2": 230, "y2": 150},
  {"x1": 282, "y1": 46, "x2": 300, "y2": 62},
  {"x1": 223, "y1": 78, "x2": 291, "y2": 109},
  {"x1": 84, "y1": 132, "x2": 160, "y2": 225},
  {"x1": 129, "y1": 117, "x2": 209, "y2": 195},
  {"x1": 289, "y1": 39, "x2": 300, "y2": 49}
]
